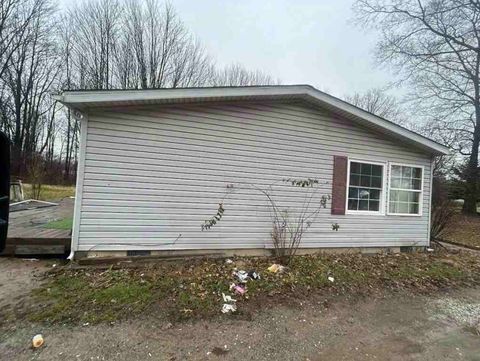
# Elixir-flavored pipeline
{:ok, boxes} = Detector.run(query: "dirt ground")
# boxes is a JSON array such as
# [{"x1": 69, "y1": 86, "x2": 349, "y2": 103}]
[
  {"x1": 1, "y1": 257, "x2": 480, "y2": 361},
  {"x1": 0, "y1": 257, "x2": 50, "y2": 311}
]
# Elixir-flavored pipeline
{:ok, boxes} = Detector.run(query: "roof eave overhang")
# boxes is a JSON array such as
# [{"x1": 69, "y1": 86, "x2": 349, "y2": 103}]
[{"x1": 53, "y1": 85, "x2": 449, "y2": 156}]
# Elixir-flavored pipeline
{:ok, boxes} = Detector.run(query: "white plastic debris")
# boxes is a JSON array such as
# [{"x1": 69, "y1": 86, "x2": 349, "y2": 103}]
[
  {"x1": 225, "y1": 259, "x2": 234, "y2": 264},
  {"x1": 221, "y1": 303, "x2": 237, "y2": 313},
  {"x1": 233, "y1": 270, "x2": 250, "y2": 283},
  {"x1": 247, "y1": 270, "x2": 260, "y2": 280},
  {"x1": 222, "y1": 293, "x2": 237, "y2": 303},
  {"x1": 427, "y1": 248, "x2": 434, "y2": 252},
  {"x1": 32, "y1": 334, "x2": 44, "y2": 348},
  {"x1": 328, "y1": 276, "x2": 335, "y2": 283}
]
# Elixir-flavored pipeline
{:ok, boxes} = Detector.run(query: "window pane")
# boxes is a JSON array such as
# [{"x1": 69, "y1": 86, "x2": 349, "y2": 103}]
[
  {"x1": 409, "y1": 203, "x2": 419, "y2": 214},
  {"x1": 389, "y1": 190, "x2": 398, "y2": 202},
  {"x1": 392, "y1": 165, "x2": 402, "y2": 177},
  {"x1": 399, "y1": 191, "x2": 409, "y2": 202},
  {"x1": 360, "y1": 175, "x2": 371, "y2": 187},
  {"x1": 350, "y1": 162, "x2": 360, "y2": 174},
  {"x1": 359, "y1": 200, "x2": 369, "y2": 210},
  {"x1": 413, "y1": 168, "x2": 422, "y2": 178},
  {"x1": 412, "y1": 179, "x2": 421, "y2": 190},
  {"x1": 371, "y1": 176, "x2": 382, "y2": 188},
  {"x1": 398, "y1": 202, "x2": 409, "y2": 214},
  {"x1": 349, "y1": 187, "x2": 359, "y2": 198},
  {"x1": 359, "y1": 189, "x2": 370, "y2": 199},
  {"x1": 401, "y1": 178, "x2": 411, "y2": 189},
  {"x1": 391, "y1": 177, "x2": 401, "y2": 188},
  {"x1": 402, "y1": 167, "x2": 412, "y2": 178},
  {"x1": 348, "y1": 199, "x2": 358, "y2": 210},
  {"x1": 389, "y1": 202, "x2": 397, "y2": 213},
  {"x1": 369, "y1": 200, "x2": 379, "y2": 211},
  {"x1": 361, "y1": 163, "x2": 372, "y2": 175},
  {"x1": 372, "y1": 165, "x2": 382, "y2": 176},
  {"x1": 350, "y1": 174, "x2": 360, "y2": 186},
  {"x1": 409, "y1": 192, "x2": 420, "y2": 203},
  {"x1": 370, "y1": 189, "x2": 380, "y2": 200}
]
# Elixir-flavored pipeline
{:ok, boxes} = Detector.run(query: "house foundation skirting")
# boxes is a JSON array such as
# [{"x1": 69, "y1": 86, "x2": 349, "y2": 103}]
[{"x1": 73, "y1": 246, "x2": 427, "y2": 261}]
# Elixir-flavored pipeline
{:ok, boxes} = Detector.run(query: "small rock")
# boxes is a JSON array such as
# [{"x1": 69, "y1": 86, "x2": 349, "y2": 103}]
[{"x1": 211, "y1": 346, "x2": 229, "y2": 356}]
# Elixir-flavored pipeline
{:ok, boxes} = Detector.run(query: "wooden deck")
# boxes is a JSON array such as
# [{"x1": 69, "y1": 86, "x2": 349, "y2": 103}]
[{"x1": 2, "y1": 198, "x2": 73, "y2": 255}]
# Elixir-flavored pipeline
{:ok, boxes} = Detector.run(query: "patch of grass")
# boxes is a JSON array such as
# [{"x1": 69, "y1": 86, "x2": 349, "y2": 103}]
[
  {"x1": 25, "y1": 250, "x2": 480, "y2": 325},
  {"x1": 23, "y1": 184, "x2": 75, "y2": 201},
  {"x1": 30, "y1": 270, "x2": 153, "y2": 324},
  {"x1": 44, "y1": 217, "x2": 73, "y2": 230}
]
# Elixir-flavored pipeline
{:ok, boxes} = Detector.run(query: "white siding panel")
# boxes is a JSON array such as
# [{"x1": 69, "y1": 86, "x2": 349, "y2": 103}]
[{"x1": 78, "y1": 101, "x2": 433, "y2": 251}]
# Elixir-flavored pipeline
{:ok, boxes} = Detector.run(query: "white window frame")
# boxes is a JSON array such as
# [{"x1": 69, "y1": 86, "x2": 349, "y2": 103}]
[
  {"x1": 387, "y1": 162, "x2": 424, "y2": 217},
  {"x1": 345, "y1": 159, "x2": 387, "y2": 216}
]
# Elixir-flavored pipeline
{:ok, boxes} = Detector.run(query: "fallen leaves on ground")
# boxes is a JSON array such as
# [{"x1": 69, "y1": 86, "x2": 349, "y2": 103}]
[{"x1": 19, "y1": 249, "x2": 480, "y2": 325}]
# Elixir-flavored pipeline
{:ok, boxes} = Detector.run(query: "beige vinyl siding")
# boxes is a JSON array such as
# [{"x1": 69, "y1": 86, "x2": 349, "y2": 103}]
[{"x1": 77, "y1": 101, "x2": 432, "y2": 251}]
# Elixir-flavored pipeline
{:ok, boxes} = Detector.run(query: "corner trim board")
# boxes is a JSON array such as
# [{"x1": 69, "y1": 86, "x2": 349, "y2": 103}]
[{"x1": 71, "y1": 112, "x2": 89, "y2": 254}]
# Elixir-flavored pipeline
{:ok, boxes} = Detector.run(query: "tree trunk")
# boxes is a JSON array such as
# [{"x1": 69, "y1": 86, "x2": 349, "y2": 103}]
[{"x1": 462, "y1": 120, "x2": 480, "y2": 214}]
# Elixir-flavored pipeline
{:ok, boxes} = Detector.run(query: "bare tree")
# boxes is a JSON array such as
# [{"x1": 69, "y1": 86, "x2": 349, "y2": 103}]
[
  {"x1": 354, "y1": 0, "x2": 480, "y2": 214},
  {"x1": 0, "y1": 0, "x2": 60, "y2": 175},
  {"x1": 121, "y1": 0, "x2": 213, "y2": 88},
  {"x1": 68, "y1": 0, "x2": 121, "y2": 90},
  {"x1": 0, "y1": 0, "x2": 47, "y2": 79},
  {"x1": 58, "y1": 14, "x2": 79, "y2": 182},
  {"x1": 344, "y1": 88, "x2": 405, "y2": 124},
  {"x1": 212, "y1": 63, "x2": 280, "y2": 86}
]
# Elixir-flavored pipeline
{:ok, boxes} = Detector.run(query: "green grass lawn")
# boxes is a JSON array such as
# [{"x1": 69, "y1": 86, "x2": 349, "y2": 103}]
[
  {"x1": 22, "y1": 184, "x2": 75, "y2": 201},
  {"x1": 43, "y1": 217, "x2": 73, "y2": 230}
]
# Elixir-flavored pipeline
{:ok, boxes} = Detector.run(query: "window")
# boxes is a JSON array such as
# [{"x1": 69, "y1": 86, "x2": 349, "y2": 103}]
[
  {"x1": 388, "y1": 164, "x2": 423, "y2": 215},
  {"x1": 347, "y1": 161, "x2": 384, "y2": 213}
]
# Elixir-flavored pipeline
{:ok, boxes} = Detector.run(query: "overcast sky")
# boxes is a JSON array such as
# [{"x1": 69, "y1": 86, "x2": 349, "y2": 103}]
[
  {"x1": 60, "y1": 0, "x2": 394, "y2": 98},
  {"x1": 172, "y1": 0, "x2": 392, "y2": 98}
]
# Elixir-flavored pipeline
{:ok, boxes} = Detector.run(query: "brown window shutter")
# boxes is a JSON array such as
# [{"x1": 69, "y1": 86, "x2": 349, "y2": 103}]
[{"x1": 331, "y1": 155, "x2": 348, "y2": 215}]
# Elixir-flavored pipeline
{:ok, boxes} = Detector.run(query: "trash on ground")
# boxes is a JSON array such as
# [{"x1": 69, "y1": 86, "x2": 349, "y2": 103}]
[
  {"x1": 247, "y1": 270, "x2": 261, "y2": 280},
  {"x1": 328, "y1": 276, "x2": 335, "y2": 283},
  {"x1": 268, "y1": 264, "x2": 286, "y2": 273},
  {"x1": 427, "y1": 248, "x2": 434, "y2": 252},
  {"x1": 222, "y1": 293, "x2": 237, "y2": 303},
  {"x1": 32, "y1": 334, "x2": 44, "y2": 348},
  {"x1": 225, "y1": 259, "x2": 234, "y2": 264},
  {"x1": 230, "y1": 283, "x2": 246, "y2": 295},
  {"x1": 233, "y1": 270, "x2": 249, "y2": 283},
  {"x1": 23, "y1": 258, "x2": 39, "y2": 262},
  {"x1": 221, "y1": 303, "x2": 237, "y2": 313}
]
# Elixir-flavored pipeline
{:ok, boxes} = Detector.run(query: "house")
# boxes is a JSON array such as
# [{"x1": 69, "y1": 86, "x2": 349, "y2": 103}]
[{"x1": 54, "y1": 85, "x2": 449, "y2": 259}]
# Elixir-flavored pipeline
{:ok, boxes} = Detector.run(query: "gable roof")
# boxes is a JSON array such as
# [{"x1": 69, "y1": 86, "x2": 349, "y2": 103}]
[{"x1": 53, "y1": 85, "x2": 449, "y2": 156}]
